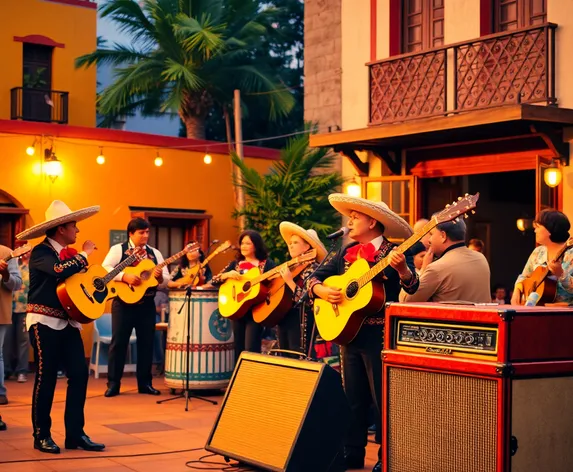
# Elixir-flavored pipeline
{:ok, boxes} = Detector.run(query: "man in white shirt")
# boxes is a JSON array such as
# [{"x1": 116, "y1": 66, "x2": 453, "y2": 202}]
[
  {"x1": 16, "y1": 200, "x2": 104, "y2": 454},
  {"x1": 102, "y1": 218, "x2": 169, "y2": 397}
]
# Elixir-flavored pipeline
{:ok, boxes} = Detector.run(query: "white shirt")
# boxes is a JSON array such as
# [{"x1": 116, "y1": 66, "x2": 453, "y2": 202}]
[
  {"x1": 369, "y1": 235, "x2": 384, "y2": 250},
  {"x1": 26, "y1": 238, "x2": 87, "y2": 331},
  {"x1": 102, "y1": 240, "x2": 170, "y2": 287}
]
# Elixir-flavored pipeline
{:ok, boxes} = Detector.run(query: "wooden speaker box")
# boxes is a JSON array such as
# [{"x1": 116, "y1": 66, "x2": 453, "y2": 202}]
[
  {"x1": 205, "y1": 352, "x2": 350, "y2": 472},
  {"x1": 383, "y1": 302, "x2": 573, "y2": 472}
]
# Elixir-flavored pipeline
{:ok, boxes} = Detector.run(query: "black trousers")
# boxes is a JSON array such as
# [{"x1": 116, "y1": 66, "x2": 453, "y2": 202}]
[
  {"x1": 108, "y1": 297, "x2": 155, "y2": 389},
  {"x1": 341, "y1": 324, "x2": 383, "y2": 460},
  {"x1": 277, "y1": 306, "x2": 315, "y2": 356},
  {"x1": 232, "y1": 312, "x2": 262, "y2": 361},
  {"x1": 29, "y1": 323, "x2": 88, "y2": 440}
]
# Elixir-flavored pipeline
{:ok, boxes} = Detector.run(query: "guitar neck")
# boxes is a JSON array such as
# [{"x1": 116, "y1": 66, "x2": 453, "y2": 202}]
[
  {"x1": 158, "y1": 248, "x2": 191, "y2": 270},
  {"x1": 201, "y1": 246, "x2": 227, "y2": 269},
  {"x1": 359, "y1": 219, "x2": 437, "y2": 287},
  {"x1": 251, "y1": 257, "x2": 307, "y2": 285},
  {"x1": 554, "y1": 243, "x2": 571, "y2": 263},
  {"x1": 104, "y1": 254, "x2": 139, "y2": 284}
]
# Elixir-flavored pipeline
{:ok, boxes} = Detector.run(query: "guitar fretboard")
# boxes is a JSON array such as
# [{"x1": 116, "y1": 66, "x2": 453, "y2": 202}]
[
  {"x1": 104, "y1": 254, "x2": 140, "y2": 284},
  {"x1": 157, "y1": 245, "x2": 199, "y2": 271},
  {"x1": 250, "y1": 250, "x2": 317, "y2": 286}
]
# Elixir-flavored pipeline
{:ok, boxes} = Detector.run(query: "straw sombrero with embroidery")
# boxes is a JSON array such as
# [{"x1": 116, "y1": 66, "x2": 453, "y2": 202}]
[
  {"x1": 279, "y1": 222, "x2": 327, "y2": 262},
  {"x1": 16, "y1": 200, "x2": 100, "y2": 240},
  {"x1": 328, "y1": 193, "x2": 413, "y2": 239}
]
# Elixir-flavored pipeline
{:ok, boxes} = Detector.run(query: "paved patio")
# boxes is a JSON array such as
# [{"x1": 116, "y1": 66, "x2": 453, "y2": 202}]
[{"x1": 0, "y1": 373, "x2": 378, "y2": 471}]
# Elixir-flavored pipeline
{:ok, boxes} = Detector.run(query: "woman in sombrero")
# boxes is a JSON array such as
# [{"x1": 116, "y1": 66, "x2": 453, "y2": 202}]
[
  {"x1": 307, "y1": 194, "x2": 419, "y2": 472},
  {"x1": 16, "y1": 200, "x2": 105, "y2": 454},
  {"x1": 277, "y1": 222, "x2": 327, "y2": 356}
]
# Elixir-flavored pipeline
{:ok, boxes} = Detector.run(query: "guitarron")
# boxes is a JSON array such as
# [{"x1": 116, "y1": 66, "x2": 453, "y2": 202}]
[
  {"x1": 218, "y1": 250, "x2": 317, "y2": 320},
  {"x1": 314, "y1": 193, "x2": 480, "y2": 345}
]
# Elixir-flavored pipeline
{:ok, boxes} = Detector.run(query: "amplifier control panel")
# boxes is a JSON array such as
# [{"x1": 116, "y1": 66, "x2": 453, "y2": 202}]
[{"x1": 395, "y1": 320, "x2": 498, "y2": 356}]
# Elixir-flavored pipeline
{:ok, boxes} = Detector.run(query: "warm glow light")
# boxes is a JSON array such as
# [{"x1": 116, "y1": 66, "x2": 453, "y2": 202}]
[
  {"x1": 26, "y1": 146, "x2": 35, "y2": 156},
  {"x1": 516, "y1": 219, "x2": 526, "y2": 232},
  {"x1": 544, "y1": 166, "x2": 562, "y2": 188},
  {"x1": 44, "y1": 159, "x2": 62, "y2": 182},
  {"x1": 96, "y1": 154, "x2": 105, "y2": 165},
  {"x1": 345, "y1": 182, "x2": 361, "y2": 197},
  {"x1": 203, "y1": 153, "x2": 212, "y2": 164},
  {"x1": 32, "y1": 162, "x2": 42, "y2": 176},
  {"x1": 154, "y1": 156, "x2": 163, "y2": 167}
]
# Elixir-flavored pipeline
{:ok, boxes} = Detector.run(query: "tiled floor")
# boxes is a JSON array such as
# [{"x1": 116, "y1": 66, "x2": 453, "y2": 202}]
[{"x1": 0, "y1": 373, "x2": 378, "y2": 471}]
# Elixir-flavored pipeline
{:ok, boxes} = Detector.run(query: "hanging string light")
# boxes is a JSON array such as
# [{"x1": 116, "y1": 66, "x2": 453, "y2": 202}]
[
  {"x1": 203, "y1": 153, "x2": 212, "y2": 164},
  {"x1": 154, "y1": 151, "x2": 163, "y2": 167},
  {"x1": 96, "y1": 147, "x2": 105, "y2": 165}
]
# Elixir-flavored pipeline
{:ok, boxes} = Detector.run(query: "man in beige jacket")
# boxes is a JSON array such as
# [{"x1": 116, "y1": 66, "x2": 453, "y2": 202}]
[{"x1": 401, "y1": 218, "x2": 491, "y2": 303}]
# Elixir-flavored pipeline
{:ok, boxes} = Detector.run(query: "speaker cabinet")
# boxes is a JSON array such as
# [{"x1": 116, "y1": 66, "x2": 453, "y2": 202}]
[
  {"x1": 205, "y1": 352, "x2": 350, "y2": 472},
  {"x1": 384, "y1": 302, "x2": 573, "y2": 472}
]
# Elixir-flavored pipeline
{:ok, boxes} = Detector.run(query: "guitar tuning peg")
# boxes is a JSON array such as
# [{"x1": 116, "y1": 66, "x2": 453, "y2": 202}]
[
  {"x1": 458, "y1": 197, "x2": 462, "y2": 201},
  {"x1": 446, "y1": 204, "x2": 450, "y2": 208},
  {"x1": 464, "y1": 214, "x2": 468, "y2": 219},
  {"x1": 465, "y1": 193, "x2": 469, "y2": 196},
  {"x1": 471, "y1": 210, "x2": 476, "y2": 214}
]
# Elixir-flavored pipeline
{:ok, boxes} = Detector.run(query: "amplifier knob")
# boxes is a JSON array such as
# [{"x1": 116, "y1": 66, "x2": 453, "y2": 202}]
[
  {"x1": 428, "y1": 331, "x2": 436, "y2": 341},
  {"x1": 455, "y1": 333, "x2": 464, "y2": 344},
  {"x1": 465, "y1": 334, "x2": 475, "y2": 344},
  {"x1": 446, "y1": 333, "x2": 454, "y2": 343},
  {"x1": 436, "y1": 331, "x2": 445, "y2": 342},
  {"x1": 420, "y1": 329, "x2": 428, "y2": 340}
]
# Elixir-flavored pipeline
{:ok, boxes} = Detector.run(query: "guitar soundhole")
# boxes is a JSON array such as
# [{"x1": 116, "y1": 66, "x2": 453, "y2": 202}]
[
  {"x1": 93, "y1": 278, "x2": 106, "y2": 292},
  {"x1": 242, "y1": 281, "x2": 251, "y2": 292},
  {"x1": 346, "y1": 281, "x2": 359, "y2": 299}
]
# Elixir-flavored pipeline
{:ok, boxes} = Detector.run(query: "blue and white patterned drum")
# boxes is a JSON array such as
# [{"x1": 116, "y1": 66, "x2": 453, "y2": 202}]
[{"x1": 165, "y1": 290, "x2": 234, "y2": 390}]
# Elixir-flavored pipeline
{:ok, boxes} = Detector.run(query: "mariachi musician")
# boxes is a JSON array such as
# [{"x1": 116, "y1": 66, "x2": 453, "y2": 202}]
[
  {"x1": 16, "y1": 200, "x2": 104, "y2": 454},
  {"x1": 168, "y1": 242, "x2": 212, "y2": 289},
  {"x1": 306, "y1": 194, "x2": 419, "y2": 472},
  {"x1": 277, "y1": 222, "x2": 326, "y2": 356}
]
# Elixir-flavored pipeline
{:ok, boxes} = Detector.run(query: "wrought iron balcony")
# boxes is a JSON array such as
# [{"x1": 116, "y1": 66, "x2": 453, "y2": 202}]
[
  {"x1": 10, "y1": 87, "x2": 69, "y2": 124},
  {"x1": 369, "y1": 23, "x2": 557, "y2": 125}
]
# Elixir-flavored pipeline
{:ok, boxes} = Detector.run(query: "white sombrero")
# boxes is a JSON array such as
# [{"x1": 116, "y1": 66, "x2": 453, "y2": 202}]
[
  {"x1": 16, "y1": 200, "x2": 100, "y2": 240},
  {"x1": 279, "y1": 222, "x2": 327, "y2": 262},
  {"x1": 328, "y1": 193, "x2": 413, "y2": 239}
]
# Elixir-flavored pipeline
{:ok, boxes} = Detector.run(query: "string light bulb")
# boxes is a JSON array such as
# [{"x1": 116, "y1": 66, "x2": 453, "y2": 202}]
[
  {"x1": 154, "y1": 151, "x2": 163, "y2": 167},
  {"x1": 26, "y1": 145, "x2": 35, "y2": 156},
  {"x1": 203, "y1": 153, "x2": 212, "y2": 164},
  {"x1": 96, "y1": 147, "x2": 105, "y2": 165},
  {"x1": 544, "y1": 160, "x2": 562, "y2": 188}
]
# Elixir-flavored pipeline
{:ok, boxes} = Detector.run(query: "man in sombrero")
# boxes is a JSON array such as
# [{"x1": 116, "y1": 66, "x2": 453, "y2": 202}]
[
  {"x1": 307, "y1": 194, "x2": 419, "y2": 472},
  {"x1": 277, "y1": 222, "x2": 327, "y2": 356},
  {"x1": 16, "y1": 200, "x2": 105, "y2": 454}
]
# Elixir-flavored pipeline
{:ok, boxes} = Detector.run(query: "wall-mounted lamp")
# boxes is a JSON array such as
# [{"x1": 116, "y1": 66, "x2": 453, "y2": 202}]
[
  {"x1": 516, "y1": 218, "x2": 534, "y2": 232},
  {"x1": 544, "y1": 158, "x2": 564, "y2": 188},
  {"x1": 44, "y1": 147, "x2": 62, "y2": 183},
  {"x1": 345, "y1": 177, "x2": 362, "y2": 198}
]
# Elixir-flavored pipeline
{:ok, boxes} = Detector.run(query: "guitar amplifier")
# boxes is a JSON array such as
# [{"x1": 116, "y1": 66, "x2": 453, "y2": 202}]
[{"x1": 383, "y1": 302, "x2": 573, "y2": 472}]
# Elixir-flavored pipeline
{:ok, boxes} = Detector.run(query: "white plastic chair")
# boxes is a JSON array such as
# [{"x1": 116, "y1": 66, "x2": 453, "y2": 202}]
[{"x1": 89, "y1": 313, "x2": 137, "y2": 378}]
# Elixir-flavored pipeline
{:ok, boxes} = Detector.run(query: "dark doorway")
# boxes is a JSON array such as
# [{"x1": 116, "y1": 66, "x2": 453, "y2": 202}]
[
  {"x1": 22, "y1": 43, "x2": 53, "y2": 122},
  {"x1": 421, "y1": 170, "x2": 536, "y2": 296}
]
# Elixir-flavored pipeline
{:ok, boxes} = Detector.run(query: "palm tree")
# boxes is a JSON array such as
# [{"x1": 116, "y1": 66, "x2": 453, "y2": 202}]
[
  {"x1": 76, "y1": 0, "x2": 295, "y2": 139},
  {"x1": 231, "y1": 128, "x2": 344, "y2": 263}
]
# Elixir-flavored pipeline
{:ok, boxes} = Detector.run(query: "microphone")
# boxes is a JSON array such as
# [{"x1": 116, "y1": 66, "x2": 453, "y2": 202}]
[{"x1": 326, "y1": 227, "x2": 349, "y2": 240}]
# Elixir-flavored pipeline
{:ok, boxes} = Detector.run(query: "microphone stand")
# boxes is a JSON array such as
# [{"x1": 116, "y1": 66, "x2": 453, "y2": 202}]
[{"x1": 157, "y1": 242, "x2": 220, "y2": 410}]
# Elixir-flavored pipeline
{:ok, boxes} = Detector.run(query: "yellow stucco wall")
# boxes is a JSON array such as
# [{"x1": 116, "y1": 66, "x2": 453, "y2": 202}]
[{"x1": 0, "y1": 0, "x2": 97, "y2": 127}]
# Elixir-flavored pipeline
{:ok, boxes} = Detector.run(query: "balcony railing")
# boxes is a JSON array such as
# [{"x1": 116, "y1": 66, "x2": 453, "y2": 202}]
[
  {"x1": 369, "y1": 23, "x2": 557, "y2": 125},
  {"x1": 10, "y1": 87, "x2": 69, "y2": 124}
]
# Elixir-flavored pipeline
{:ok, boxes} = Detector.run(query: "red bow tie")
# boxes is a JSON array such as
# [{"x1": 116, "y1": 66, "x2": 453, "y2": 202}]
[
  {"x1": 59, "y1": 247, "x2": 78, "y2": 261},
  {"x1": 344, "y1": 242, "x2": 379, "y2": 264}
]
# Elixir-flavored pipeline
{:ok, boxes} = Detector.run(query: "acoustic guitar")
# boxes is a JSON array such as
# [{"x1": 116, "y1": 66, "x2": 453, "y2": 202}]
[
  {"x1": 114, "y1": 242, "x2": 200, "y2": 304},
  {"x1": 1, "y1": 244, "x2": 32, "y2": 265},
  {"x1": 252, "y1": 263, "x2": 312, "y2": 327},
  {"x1": 174, "y1": 240, "x2": 232, "y2": 287},
  {"x1": 57, "y1": 247, "x2": 147, "y2": 324},
  {"x1": 314, "y1": 193, "x2": 480, "y2": 345},
  {"x1": 218, "y1": 249, "x2": 317, "y2": 320},
  {"x1": 518, "y1": 238, "x2": 573, "y2": 306}
]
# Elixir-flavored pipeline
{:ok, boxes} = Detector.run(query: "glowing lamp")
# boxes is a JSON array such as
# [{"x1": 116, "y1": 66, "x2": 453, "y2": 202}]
[
  {"x1": 44, "y1": 157, "x2": 62, "y2": 182},
  {"x1": 154, "y1": 156, "x2": 163, "y2": 167},
  {"x1": 26, "y1": 146, "x2": 35, "y2": 156},
  {"x1": 203, "y1": 154, "x2": 212, "y2": 164},
  {"x1": 345, "y1": 182, "x2": 361, "y2": 198},
  {"x1": 544, "y1": 165, "x2": 562, "y2": 188},
  {"x1": 96, "y1": 154, "x2": 105, "y2": 165}
]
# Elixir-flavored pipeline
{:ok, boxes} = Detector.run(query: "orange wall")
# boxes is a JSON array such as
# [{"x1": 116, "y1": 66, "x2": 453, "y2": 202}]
[
  {"x1": 0, "y1": 0, "x2": 97, "y2": 126},
  {"x1": 0, "y1": 132, "x2": 274, "y2": 275}
]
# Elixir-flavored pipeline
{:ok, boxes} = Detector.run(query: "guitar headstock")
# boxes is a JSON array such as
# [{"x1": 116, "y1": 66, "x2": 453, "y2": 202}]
[
  {"x1": 215, "y1": 240, "x2": 232, "y2": 254},
  {"x1": 126, "y1": 247, "x2": 147, "y2": 262},
  {"x1": 184, "y1": 242, "x2": 201, "y2": 254},
  {"x1": 434, "y1": 193, "x2": 480, "y2": 225},
  {"x1": 11, "y1": 244, "x2": 32, "y2": 259},
  {"x1": 298, "y1": 248, "x2": 317, "y2": 263}
]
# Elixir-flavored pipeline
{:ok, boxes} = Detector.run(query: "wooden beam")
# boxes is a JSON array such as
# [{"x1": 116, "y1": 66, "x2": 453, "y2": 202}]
[
  {"x1": 335, "y1": 147, "x2": 369, "y2": 176},
  {"x1": 371, "y1": 150, "x2": 401, "y2": 175},
  {"x1": 529, "y1": 124, "x2": 570, "y2": 165}
]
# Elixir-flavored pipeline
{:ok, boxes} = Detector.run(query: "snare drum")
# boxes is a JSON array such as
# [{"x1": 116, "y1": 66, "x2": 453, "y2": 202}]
[{"x1": 165, "y1": 289, "x2": 234, "y2": 390}]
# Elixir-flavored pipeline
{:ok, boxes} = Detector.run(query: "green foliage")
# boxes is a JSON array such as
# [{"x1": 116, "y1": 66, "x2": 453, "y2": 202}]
[
  {"x1": 231, "y1": 128, "x2": 343, "y2": 263},
  {"x1": 77, "y1": 0, "x2": 296, "y2": 138}
]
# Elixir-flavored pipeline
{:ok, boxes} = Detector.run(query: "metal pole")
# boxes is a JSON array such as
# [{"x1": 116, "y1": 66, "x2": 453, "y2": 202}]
[{"x1": 233, "y1": 89, "x2": 246, "y2": 231}]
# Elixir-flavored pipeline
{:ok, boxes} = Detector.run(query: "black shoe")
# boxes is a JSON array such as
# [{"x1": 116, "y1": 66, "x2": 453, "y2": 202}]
[
  {"x1": 34, "y1": 437, "x2": 60, "y2": 454},
  {"x1": 104, "y1": 386, "x2": 120, "y2": 397},
  {"x1": 65, "y1": 434, "x2": 105, "y2": 451},
  {"x1": 344, "y1": 454, "x2": 365, "y2": 470},
  {"x1": 0, "y1": 416, "x2": 6, "y2": 431},
  {"x1": 372, "y1": 461, "x2": 381, "y2": 472},
  {"x1": 138, "y1": 385, "x2": 160, "y2": 395}
]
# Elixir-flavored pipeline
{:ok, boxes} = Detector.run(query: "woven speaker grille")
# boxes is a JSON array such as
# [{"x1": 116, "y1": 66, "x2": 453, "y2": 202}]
[
  {"x1": 387, "y1": 367, "x2": 497, "y2": 472},
  {"x1": 209, "y1": 359, "x2": 319, "y2": 470}
]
